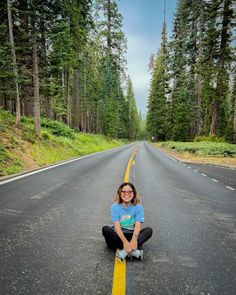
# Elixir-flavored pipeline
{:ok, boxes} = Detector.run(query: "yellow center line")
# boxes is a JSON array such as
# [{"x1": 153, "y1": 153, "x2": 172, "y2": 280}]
[
  {"x1": 123, "y1": 146, "x2": 138, "y2": 183},
  {"x1": 111, "y1": 144, "x2": 139, "y2": 295},
  {"x1": 112, "y1": 251, "x2": 126, "y2": 295}
]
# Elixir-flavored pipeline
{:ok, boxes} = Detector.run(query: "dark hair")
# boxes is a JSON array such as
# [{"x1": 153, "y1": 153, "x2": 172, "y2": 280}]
[{"x1": 114, "y1": 182, "x2": 140, "y2": 205}]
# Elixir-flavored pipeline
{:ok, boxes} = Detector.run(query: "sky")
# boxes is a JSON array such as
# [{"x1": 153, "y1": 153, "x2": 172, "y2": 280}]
[{"x1": 117, "y1": 0, "x2": 177, "y2": 114}]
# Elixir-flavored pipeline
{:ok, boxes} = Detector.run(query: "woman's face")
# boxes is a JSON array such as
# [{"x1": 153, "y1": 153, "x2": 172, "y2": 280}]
[{"x1": 120, "y1": 185, "x2": 134, "y2": 205}]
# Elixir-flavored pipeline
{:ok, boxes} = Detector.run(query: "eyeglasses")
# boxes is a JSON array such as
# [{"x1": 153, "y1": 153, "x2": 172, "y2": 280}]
[{"x1": 121, "y1": 190, "x2": 133, "y2": 194}]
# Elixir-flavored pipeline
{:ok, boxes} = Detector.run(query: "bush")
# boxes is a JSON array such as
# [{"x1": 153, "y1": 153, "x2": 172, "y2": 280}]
[
  {"x1": 158, "y1": 141, "x2": 236, "y2": 157},
  {"x1": 194, "y1": 135, "x2": 225, "y2": 143},
  {"x1": 0, "y1": 109, "x2": 15, "y2": 122},
  {"x1": 41, "y1": 130, "x2": 53, "y2": 140},
  {"x1": 21, "y1": 116, "x2": 34, "y2": 124},
  {"x1": 0, "y1": 143, "x2": 9, "y2": 162},
  {"x1": 41, "y1": 118, "x2": 75, "y2": 139}
]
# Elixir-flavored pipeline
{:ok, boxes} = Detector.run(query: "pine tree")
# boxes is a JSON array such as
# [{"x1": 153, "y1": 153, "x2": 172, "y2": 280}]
[
  {"x1": 147, "y1": 2, "x2": 169, "y2": 141},
  {"x1": 96, "y1": 0, "x2": 127, "y2": 138},
  {"x1": 7, "y1": 0, "x2": 20, "y2": 127},
  {"x1": 126, "y1": 77, "x2": 140, "y2": 139},
  {"x1": 17, "y1": 0, "x2": 34, "y2": 117},
  {"x1": 31, "y1": 1, "x2": 41, "y2": 137},
  {"x1": 210, "y1": 0, "x2": 234, "y2": 136},
  {"x1": 63, "y1": 0, "x2": 93, "y2": 130},
  {"x1": 168, "y1": 0, "x2": 192, "y2": 141}
]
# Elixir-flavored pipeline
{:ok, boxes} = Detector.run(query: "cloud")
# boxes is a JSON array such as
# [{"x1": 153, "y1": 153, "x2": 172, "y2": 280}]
[
  {"x1": 125, "y1": 35, "x2": 160, "y2": 113},
  {"x1": 117, "y1": 0, "x2": 177, "y2": 113}
]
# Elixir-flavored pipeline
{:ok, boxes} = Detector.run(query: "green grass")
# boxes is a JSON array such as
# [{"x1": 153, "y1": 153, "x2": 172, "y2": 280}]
[
  {"x1": 30, "y1": 133, "x2": 124, "y2": 166},
  {"x1": 157, "y1": 141, "x2": 236, "y2": 157},
  {"x1": 0, "y1": 108, "x2": 126, "y2": 176},
  {"x1": 0, "y1": 141, "x2": 23, "y2": 176}
]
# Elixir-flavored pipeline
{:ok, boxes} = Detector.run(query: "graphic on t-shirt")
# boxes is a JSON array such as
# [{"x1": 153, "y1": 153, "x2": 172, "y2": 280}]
[{"x1": 120, "y1": 215, "x2": 134, "y2": 230}]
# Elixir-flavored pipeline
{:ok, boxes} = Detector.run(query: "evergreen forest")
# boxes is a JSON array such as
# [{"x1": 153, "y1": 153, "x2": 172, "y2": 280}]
[
  {"x1": 1, "y1": 0, "x2": 236, "y2": 144},
  {"x1": 0, "y1": 0, "x2": 141, "y2": 140},
  {"x1": 147, "y1": 0, "x2": 236, "y2": 143}
]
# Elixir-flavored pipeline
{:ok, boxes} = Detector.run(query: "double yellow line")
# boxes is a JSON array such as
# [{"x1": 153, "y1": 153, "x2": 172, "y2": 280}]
[{"x1": 111, "y1": 145, "x2": 139, "y2": 295}]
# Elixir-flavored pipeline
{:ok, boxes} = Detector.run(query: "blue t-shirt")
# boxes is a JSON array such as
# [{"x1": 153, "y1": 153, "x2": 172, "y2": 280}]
[{"x1": 111, "y1": 203, "x2": 144, "y2": 230}]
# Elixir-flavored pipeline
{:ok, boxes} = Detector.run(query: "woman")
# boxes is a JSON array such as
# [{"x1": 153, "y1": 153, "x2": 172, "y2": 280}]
[{"x1": 102, "y1": 182, "x2": 153, "y2": 261}]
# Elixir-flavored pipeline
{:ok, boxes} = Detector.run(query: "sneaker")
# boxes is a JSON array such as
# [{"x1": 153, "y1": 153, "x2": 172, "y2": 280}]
[
  {"x1": 115, "y1": 249, "x2": 127, "y2": 261},
  {"x1": 131, "y1": 249, "x2": 144, "y2": 261}
]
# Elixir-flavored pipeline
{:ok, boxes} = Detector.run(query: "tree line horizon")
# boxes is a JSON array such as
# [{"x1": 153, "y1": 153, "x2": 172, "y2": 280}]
[
  {"x1": 1, "y1": 0, "x2": 141, "y2": 140},
  {"x1": 147, "y1": 0, "x2": 235, "y2": 143},
  {"x1": 1, "y1": 0, "x2": 235, "y2": 143}
]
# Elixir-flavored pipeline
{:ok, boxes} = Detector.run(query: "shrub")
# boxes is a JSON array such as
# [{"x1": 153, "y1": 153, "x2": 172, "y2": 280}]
[
  {"x1": 21, "y1": 116, "x2": 34, "y2": 124},
  {"x1": 194, "y1": 135, "x2": 225, "y2": 143},
  {"x1": 41, "y1": 130, "x2": 52, "y2": 140},
  {"x1": 41, "y1": 118, "x2": 75, "y2": 139},
  {"x1": 158, "y1": 141, "x2": 236, "y2": 157},
  {"x1": 0, "y1": 143, "x2": 9, "y2": 162}
]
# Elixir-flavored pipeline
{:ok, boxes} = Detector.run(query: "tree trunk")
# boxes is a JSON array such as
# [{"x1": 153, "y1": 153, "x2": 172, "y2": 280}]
[
  {"x1": 195, "y1": 8, "x2": 204, "y2": 136},
  {"x1": 81, "y1": 106, "x2": 85, "y2": 132},
  {"x1": 195, "y1": 76, "x2": 202, "y2": 135},
  {"x1": 45, "y1": 96, "x2": 52, "y2": 119},
  {"x1": 40, "y1": 17, "x2": 52, "y2": 120},
  {"x1": 32, "y1": 12, "x2": 41, "y2": 137},
  {"x1": 19, "y1": 0, "x2": 33, "y2": 116},
  {"x1": 7, "y1": 0, "x2": 20, "y2": 127},
  {"x1": 210, "y1": 99, "x2": 220, "y2": 135},
  {"x1": 66, "y1": 70, "x2": 72, "y2": 127},
  {"x1": 234, "y1": 80, "x2": 236, "y2": 143},
  {"x1": 71, "y1": 69, "x2": 80, "y2": 130},
  {"x1": 23, "y1": 81, "x2": 33, "y2": 116},
  {"x1": 83, "y1": 66, "x2": 87, "y2": 132}
]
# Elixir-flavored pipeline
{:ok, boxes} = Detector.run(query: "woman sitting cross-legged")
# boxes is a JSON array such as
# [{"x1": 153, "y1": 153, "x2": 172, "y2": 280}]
[{"x1": 102, "y1": 182, "x2": 153, "y2": 261}]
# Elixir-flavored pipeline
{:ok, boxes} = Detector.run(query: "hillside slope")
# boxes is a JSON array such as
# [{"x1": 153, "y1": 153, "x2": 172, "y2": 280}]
[{"x1": 0, "y1": 109, "x2": 126, "y2": 177}]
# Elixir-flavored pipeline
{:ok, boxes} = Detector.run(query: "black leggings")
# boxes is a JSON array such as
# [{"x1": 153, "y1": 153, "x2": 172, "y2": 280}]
[{"x1": 102, "y1": 226, "x2": 153, "y2": 250}]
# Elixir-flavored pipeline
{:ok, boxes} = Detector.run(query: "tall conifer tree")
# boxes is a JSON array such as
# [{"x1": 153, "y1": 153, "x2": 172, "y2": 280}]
[{"x1": 147, "y1": 0, "x2": 169, "y2": 140}]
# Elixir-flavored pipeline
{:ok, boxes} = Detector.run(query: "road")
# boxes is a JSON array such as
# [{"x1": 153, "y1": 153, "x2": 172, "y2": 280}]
[{"x1": 0, "y1": 142, "x2": 236, "y2": 295}]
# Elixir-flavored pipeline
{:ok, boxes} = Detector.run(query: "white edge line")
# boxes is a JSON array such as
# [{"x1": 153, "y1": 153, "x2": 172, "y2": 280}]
[
  {"x1": 154, "y1": 147, "x2": 177, "y2": 162},
  {"x1": 152, "y1": 143, "x2": 235, "y2": 192},
  {"x1": 226, "y1": 186, "x2": 235, "y2": 191},
  {"x1": 0, "y1": 147, "x2": 120, "y2": 186}
]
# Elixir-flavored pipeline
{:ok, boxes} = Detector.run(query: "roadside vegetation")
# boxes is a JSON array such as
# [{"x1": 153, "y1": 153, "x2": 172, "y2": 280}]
[
  {"x1": 0, "y1": 109, "x2": 126, "y2": 177},
  {"x1": 1, "y1": 1, "x2": 141, "y2": 140},
  {"x1": 156, "y1": 139, "x2": 236, "y2": 166}
]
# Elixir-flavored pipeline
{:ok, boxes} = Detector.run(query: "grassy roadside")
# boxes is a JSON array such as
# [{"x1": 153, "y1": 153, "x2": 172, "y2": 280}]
[
  {"x1": 0, "y1": 109, "x2": 127, "y2": 177},
  {"x1": 155, "y1": 141, "x2": 236, "y2": 167}
]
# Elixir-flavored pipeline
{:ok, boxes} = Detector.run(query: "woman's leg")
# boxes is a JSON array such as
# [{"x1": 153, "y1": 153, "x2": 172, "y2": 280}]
[
  {"x1": 102, "y1": 226, "x2": 123, "y2": 250},
  {"x1": 137, "y1": 227, "x2": 153, "y2": 248}
]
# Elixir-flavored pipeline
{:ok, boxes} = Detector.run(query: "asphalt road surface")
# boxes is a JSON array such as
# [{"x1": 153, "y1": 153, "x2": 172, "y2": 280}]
[{"x1": 0, "y1": 142, "x2": 236, "y2": 295}]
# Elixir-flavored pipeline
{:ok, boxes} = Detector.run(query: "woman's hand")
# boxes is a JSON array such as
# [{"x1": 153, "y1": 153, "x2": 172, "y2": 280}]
[
  {"x1": 129, "y1": 237, "x2": 138, "y2": 251},
  {"x1": 123, "y1": 241, "x2": 132, "y2": 254}
]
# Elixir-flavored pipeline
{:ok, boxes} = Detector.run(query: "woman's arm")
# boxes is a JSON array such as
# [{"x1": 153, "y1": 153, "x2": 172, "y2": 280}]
[
  {"x1": 129, "y1": 221, "x2": 141, "y2": 250},
  {"x1": 114, "y1": 221, "x2": 132, "y2": 253}
]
